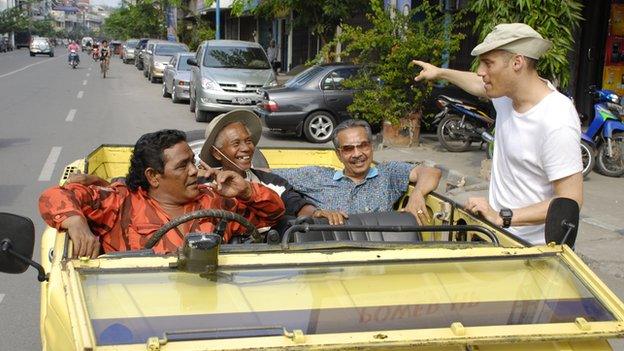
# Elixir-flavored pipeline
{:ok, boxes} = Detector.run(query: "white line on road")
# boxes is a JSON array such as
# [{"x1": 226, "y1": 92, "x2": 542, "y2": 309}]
[
  {"x1": 86, "y1": 73, "x2": 90, "y2": 77},
  {"x1": 65, "y1": 109, "x2": 77, "y2": 122},
  {"x1": 582, "y1": 217, "x2": 621, "y2": 232},
  {"x1": 0, "y1": 294, "x2": 5, "y2": 304},
  {"x1": 77, "y1": 91, "x2": 84, "y2": 99},
  {"x1": 38, "y1": 147, "x2": 62, "y2": 182},
  {"x1": 88, "y1": 67, "x2": 92, "y2": 71},
  {"x1": 82, "y1": 80, "x2": 87, "y2": 86},
  {"x1": 0, "y1": 57, "x2": 58, "y2": 79}
]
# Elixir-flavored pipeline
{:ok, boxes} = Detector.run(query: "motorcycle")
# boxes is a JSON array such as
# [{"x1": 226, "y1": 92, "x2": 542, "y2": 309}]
[
  {"x1": 68, "y1": 50, "x2": 79, "y2": 69},
  {"x1": 432, "y1": 95, "x2": 495, "y2": 155},
  {"x1": 581, "y1": 86, "x2": 624, "y2": 177}
]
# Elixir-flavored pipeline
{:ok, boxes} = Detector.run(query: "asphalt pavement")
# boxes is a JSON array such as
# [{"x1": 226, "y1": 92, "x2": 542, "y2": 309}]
[{"x1": 0, "y1": 47, "x2": 623, "y2": 350}]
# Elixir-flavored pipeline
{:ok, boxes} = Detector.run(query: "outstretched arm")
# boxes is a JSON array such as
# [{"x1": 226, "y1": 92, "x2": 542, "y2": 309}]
[{"x1": 412, "y1": 60, "x2": 488, "y2": 99}]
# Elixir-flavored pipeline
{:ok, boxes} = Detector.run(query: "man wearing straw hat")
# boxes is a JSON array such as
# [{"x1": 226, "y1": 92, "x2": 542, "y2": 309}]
[{"x1": 413, "y1": 23, "x2": 583, "y2": 244}]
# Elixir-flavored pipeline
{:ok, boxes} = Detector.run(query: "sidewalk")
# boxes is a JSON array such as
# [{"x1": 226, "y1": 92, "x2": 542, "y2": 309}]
[{"x1": 375, "y1": 134, "x2": 624, "y2": 308}]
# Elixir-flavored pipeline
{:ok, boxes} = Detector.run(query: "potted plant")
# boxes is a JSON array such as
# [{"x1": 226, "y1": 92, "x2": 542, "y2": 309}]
[{"x1": 322, "y1": 0, "x2": 464, "y2": 146}]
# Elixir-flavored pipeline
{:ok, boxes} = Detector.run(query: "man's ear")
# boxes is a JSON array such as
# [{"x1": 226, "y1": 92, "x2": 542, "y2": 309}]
[
  {"x1": 145, "y1": 168, "x2": 160, "y2": 188},
  {"x1": 211, "y1": 148, "x2": 223, "y2": 162}
]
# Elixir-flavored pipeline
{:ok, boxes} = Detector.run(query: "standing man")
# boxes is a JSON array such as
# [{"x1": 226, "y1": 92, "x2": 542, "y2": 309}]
[
  {"x1": 413, "y1": 23, "x2": 582, "y2": 244},
  {"x1": 266, "y1": 39, "x2": 280, "y2": 73}
]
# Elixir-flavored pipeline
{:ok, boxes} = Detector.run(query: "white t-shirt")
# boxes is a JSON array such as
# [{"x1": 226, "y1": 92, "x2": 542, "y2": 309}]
[{"x1": 489, "y1": 83, "x2": 581, "y2": 245}]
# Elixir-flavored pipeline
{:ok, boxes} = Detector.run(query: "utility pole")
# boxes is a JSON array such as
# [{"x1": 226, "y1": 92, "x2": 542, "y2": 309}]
[{"x1": 215, "y1": 0, "x2": 220, "y2": 39}]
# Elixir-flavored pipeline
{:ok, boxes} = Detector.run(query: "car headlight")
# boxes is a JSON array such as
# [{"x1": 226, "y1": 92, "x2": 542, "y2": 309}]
[
  {"x1": 155, "y1": 62, "x2": 165, "y2": 69},
  {"x1": 201, "y1": 77, "x2": 221, "y2": 90},
  {"x1": 265, "y1": 79, "x2": 278, "y2": 87}
]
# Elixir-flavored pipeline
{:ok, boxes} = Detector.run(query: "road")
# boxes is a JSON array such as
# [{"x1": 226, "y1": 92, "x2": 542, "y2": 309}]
[
  {"x1": 0, "y1": 47, "x2": 623, "y2": 350},
  {"x1": 0, "y1": 48, "x2": 320, "y2": 350}
]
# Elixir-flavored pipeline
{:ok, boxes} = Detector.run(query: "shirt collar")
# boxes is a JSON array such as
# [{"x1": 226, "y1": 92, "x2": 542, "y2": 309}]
[{"x1": 333, "y1": 167, "x2": 379, "y2": 181}]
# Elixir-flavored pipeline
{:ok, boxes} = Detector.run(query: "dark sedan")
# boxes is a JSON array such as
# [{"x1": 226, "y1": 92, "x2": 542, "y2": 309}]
[{"x1": 255, "y1": 64, "x2": 358, "y2": 143}]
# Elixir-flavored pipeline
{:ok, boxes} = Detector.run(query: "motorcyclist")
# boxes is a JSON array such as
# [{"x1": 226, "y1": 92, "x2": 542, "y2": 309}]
[
  {"x1": 99, "y1": 40, "x2": 110, "y2": 62},
  {"x1": 67, "y1": 40, "x2": 80, "y2": 65}
]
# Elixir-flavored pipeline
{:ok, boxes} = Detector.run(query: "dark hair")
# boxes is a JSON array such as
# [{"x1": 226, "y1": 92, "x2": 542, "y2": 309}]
[
  {"x1": 126, "y1": 129, "x2": 187, "y2": 191},
  {"x1": 332, "y1": 119, "x2": 372, "y2": 149}
]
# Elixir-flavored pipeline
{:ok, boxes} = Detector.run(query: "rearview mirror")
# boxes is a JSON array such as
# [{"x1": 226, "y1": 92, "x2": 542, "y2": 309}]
[
  {"x1": 544, "y1": 198, "x2": 579, "y2": 247},
  {"x1": 0, "y1": 213, "x2": 35, "y2": 274},
  {"x1": 187, "y1": 57, "x2": 198, "y2": 66}
]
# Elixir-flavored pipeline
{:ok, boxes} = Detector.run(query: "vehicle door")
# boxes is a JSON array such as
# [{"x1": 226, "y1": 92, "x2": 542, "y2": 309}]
[
  {"x1": 321, "y1": 67, "x2": 358, "y2": 120},
  {"x1": 145, "y1": 43, "x2": 155, "y2": 67},
  {"x1": 190, "y1": 45, "x2": 204, "y2": 100},
  {"x1": 165, "y1": 56, "x2": 176, "y2": 91}
]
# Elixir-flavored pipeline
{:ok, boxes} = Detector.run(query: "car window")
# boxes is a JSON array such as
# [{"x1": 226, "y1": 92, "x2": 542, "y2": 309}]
[
  {"x1": 285, "y1": 66, "x2": 325, "y2": 88},
  {"x1": 177, "y1": 56, "x2": 192, "y2": 71},
  {"x1": 155, "y1": 44, "x2": 187, "y2": 56},
  {"x1": 170, "y1": 56, "x2": 176, "y2": 67},
  {"x1": 322, "y1": 68, "x2": 357, "y2": 90},
  {"x1": 126, "y1": 40, "x2": 138, "y2": 47},
  {"x1": 202, "y1": 46, "x2": 270, "y2": 69},
  {"x1": 147, "y1": 43, "x2": 154, "y2": 52}
]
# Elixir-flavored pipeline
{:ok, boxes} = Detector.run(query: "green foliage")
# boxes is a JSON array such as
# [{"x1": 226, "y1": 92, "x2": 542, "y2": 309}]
[
  {"x1": 0, "y1": 5, "x2": 29, "y2": 33},
  {"x1": 231, "y1": 0, "x2": 370, "y2": 45},
  {"x1": 31, "y1": 18, "x2": 55, "y2": 37},
  {"x1": 469, "y1": 0, "x2": 583, "y2": 88},
  {"x1": 102, "y1": 0, "x2": 171, "y2": 40},
  {"x1": 177, "y1": 17, "x2": 215, "y2": 51},
  {"x1": 322, "y1": 0, "x2": 464, "y2": 125}
]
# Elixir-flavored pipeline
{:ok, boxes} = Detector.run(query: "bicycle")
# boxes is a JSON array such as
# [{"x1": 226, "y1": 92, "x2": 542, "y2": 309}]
[{"x1": 100, "y1": 56, "x2": 109, "y2": 78}]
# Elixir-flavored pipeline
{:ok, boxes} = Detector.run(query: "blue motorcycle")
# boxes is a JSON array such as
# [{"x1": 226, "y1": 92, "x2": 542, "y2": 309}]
[{"x1": 582, "y1": 87, "x2": 624, "y2": 177}]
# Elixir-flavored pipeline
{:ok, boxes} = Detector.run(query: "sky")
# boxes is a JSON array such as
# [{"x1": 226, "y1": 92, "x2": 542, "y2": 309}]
[{"x1": 90, "y1": 0, "x2": 121, "y2": 8}]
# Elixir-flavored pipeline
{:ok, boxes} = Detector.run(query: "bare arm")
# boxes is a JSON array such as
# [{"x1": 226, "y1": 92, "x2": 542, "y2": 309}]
[
  {"x1": 404, "y1": 166, "x2": 442, "y2": 224},
  {"x1": 466, "y1": 172, "x2": 583, "y2": 226},
  {"x1": 412, "y1": 60, "x2": 488, "y2": 99}
]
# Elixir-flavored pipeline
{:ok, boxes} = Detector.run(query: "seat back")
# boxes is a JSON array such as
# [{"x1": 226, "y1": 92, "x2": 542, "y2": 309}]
[{"x1": 293, "y1": 212, "x2": 422, "y2": 243}]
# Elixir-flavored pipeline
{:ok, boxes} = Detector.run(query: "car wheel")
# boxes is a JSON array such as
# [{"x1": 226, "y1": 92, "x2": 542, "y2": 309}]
[
  {"x1": 195, "y1": 108, "x2": 209, "y2": 122},
  {"x1": 143, "y1": 68, "x2": 148, "y2": 77},
  {"x1": 171, "y1": 87, "x2": 180, "y2": 103},
  {"x1": 189, "y1": 91, "x2": 196, "y2": 112},
  {"x1": 150, "y1": 72, "x2": 157, "y2": 83},
  {"x1": 162, "y1": 83, "x2": 170, "y2": 98},
  {"x1": 49, "y1": 52, "x2": 54, "y2": 57},
  {"x1": 30, "y1": 52, "x2": 35, "y2": 57},
  {"x1": 303, "y1": 111, "x2": 336, "y2": 143}
]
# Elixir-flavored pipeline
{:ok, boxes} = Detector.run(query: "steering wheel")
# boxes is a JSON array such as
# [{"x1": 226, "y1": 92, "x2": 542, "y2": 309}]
[{"x1": 143, "y1": 209, "x2": 260, "y2": 249}]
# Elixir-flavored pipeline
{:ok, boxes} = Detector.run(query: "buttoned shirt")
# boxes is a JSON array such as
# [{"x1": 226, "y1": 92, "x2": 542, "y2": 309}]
[
  {"x1": 39, "y1": 182, "x2": 285, "y2": 254},
  {"x1": 273, "y1": 162, "x2": 414, "y2": 213}
]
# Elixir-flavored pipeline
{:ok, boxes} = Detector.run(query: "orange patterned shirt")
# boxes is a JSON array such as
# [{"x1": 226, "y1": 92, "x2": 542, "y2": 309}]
[{"x1": 39, "y1": 182, "x2": 284, "y2": 254}]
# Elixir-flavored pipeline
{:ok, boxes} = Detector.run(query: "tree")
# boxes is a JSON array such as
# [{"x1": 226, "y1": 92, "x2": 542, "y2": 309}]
[
  {"x1": 320, "y1": 0, "x2": 464, "y2": 126},
  {"x1": 102, "y1": 0, "x2": 171, "y2": 40},
  {"x1": 469, "y1": 0, "x2": 583, "y2": 89},
  {"x1": 0, "y1": 5, "x2": 29, "y2": 34},
  {"x1": 177, "y1": 16, "x2": 215, "y2": 51},
  {"x1": 231, "y1": 0, "x2": 370, "y2": 48}
]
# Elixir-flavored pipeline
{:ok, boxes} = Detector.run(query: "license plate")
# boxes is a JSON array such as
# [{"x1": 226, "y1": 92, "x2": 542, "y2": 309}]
[{"x1": 232, "y1": 97, "x2": 252, "y2": 105}]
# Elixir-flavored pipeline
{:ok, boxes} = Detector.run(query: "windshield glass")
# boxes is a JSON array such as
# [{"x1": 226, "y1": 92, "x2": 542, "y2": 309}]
[
  {"x1": 202, "y1": 46, "x2": 270, "y2": 69},
  {"x1": 80, "y1": 255, "x2": 615, "y2": 346},
  {"x1": 125, "y1": 40, "x2": 138, "y2": 47},
  {"x1": 155, "y1": 44, "x2": 187, "y2": 56},
  {"x1": 285, "y1": 66, "x2": 324, "y2": 88},
  {"x1": 177, "y1": 56, "x2": 192, "y2": 71}
]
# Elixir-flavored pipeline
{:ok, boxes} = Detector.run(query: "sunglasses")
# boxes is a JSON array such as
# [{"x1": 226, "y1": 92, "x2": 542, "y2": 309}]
[{"x1": 338, "y1": 141, "x2": 372, "y2": 153}]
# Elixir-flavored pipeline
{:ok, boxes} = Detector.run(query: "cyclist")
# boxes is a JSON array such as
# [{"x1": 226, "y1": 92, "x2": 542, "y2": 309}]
[{"x1": 99, "y1": 40, "x2": 111, "y2": 77}]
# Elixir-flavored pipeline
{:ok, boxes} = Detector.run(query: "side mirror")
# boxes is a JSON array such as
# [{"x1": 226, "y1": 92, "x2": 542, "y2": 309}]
[
  {"x1": 0, "y1": 213, "x2": 34, "y2": 273},
  {"x1": 544, "y1": 198, "x2": 580, "y2": 247},
  {"x1": 187, "y1": 57, "x2": 198, "y2": 66},
  {"x1": 146, "y1": 50, "x2": 153, "y2": 55}
]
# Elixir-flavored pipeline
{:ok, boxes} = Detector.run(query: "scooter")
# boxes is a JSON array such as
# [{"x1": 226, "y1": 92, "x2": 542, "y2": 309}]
[
  {"x1": 69, "y1": 50, "x2": 79, "y2": 69},
  {"x1": 582, "y1": 86, "x2": 624, "y2": 177},
  {"x1": 432, "y1": 95, "x2": 495, "y2": 154}
]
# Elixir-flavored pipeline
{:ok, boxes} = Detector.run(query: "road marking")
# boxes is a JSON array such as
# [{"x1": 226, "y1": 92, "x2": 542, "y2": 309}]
[
  {"x1": 0, "y1": 57, "x2": 58, "y2": 79},
  {"x1": 82, "y1": 80, "x2": 87, "y2": 86},
  {"x1": 0, "y1": 294, "x2": 4, "y2": 304},
  {"x1": 86, "y1": 73, "x2": 90, "y2": 77},
  {"x1": 582, "y1": 217, "x2": 621, "y2": 232},
  {"x1": 65, "y1": 109, "x2": 77, "y2": 122},
  {"x1": 38, "y1": 147, "x2": 62, "y2": 181},
  {"x1": 77, "y1": 91, "x2": 84, "y2": 99},
  {"x1": 88, "y1": 67, "x2": 92, "y2": 71}
]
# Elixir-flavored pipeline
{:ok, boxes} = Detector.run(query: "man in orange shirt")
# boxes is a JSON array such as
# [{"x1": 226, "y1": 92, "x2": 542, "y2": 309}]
[{"x1": 39, "y1": 129, "x2": 285, "y2": 258}]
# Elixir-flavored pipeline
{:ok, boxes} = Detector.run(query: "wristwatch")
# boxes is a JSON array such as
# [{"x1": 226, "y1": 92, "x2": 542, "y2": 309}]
[{"x1": 499, "y1": 208, "x2": 513, "y2": 228}]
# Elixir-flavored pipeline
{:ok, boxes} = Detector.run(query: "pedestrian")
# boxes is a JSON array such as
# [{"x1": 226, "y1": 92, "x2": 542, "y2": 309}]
[
  {"x1": 413, "y1": 23, "x2": 582, "y2": 244},
  {"x1": 267, "y1": 39, "x2": 280, "y2": 73}
]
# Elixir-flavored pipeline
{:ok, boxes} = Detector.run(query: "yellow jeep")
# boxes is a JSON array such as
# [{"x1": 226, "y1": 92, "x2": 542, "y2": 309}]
[{"x1": 1, "y1": 145, "x2": 623, "y2": 351}]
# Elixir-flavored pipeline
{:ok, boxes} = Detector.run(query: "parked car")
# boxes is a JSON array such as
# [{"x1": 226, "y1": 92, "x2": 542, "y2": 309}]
[
  {"x1": 134, "y1": 38, "x2": 149, "y2": 70},
  {"x1": 141, "y1": 39, "x2": 165, "y2": 78},
  {"x1": 29, "y1": 37, "x2": 54, "y2": 57},
  {"x1": 3, "y1": 37, "x2": 14, "y2": 51},
  {"x1": 162, "y1": 52, "x2": 195, "y2": 103},
  {"x1": 255, "y1": 64, "x2": 358, "y2": 143},
  {"x1": 121, "y1": 38, "x2": 139, "y2": 63},
  {"x1": 145, "y1": 41, "x2": 189, "y2": 83},
  {"x1": 0, "y1": 38, "x2": 7, "y2": 53},
  {"x1": 188, "y1": 40, "x2": 277, "y2": 122}
]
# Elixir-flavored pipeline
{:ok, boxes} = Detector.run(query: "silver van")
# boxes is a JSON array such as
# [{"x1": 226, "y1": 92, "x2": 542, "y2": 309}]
[{"x1": 188, "y1": 40, "x2": 277, "y2": 122}]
